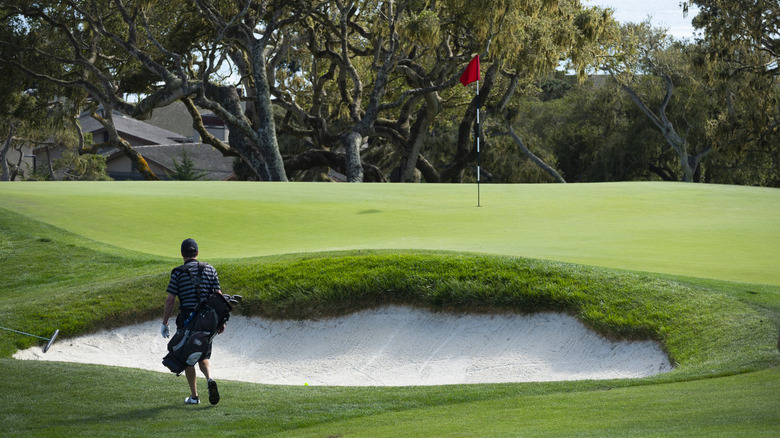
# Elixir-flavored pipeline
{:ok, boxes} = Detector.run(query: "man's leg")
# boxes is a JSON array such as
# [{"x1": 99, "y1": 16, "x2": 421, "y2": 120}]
[
  {"x1": 199, "y1": 359, "x2": 220, "y2": 405},
  {"x1": 185, "y1": 366, "x2": 198, "y2": 398},
  {"x1": 175, "y1": 313, "x2": 199, "y2": 404},
  {"x1": 198, "y1": 359, "x2": 212, "y2": 380}
]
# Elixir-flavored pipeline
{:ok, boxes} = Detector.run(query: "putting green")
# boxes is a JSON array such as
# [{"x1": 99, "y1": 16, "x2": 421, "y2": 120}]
[{"x1": 1, "y1": 181, "x2": 777, "y2": 285}]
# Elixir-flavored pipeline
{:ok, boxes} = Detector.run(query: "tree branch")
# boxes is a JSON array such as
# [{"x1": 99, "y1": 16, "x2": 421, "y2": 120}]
[{"x1": 502, "y1": 124, "x2": 566, "y2": 183}]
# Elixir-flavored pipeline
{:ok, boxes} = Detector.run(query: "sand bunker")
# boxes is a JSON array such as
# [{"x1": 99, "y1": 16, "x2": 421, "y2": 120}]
[{"x1": 14, "y1": 306, "x2": 672, "y2": 386}]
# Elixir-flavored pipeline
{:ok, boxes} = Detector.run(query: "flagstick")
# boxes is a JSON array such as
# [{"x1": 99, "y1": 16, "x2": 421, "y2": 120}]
[
  {"x1": 459, "y1": 55, "x2": 481, "y2": 207},
  {"x1": 476, "y1": 80, "x2": 481, "y2": 207}
]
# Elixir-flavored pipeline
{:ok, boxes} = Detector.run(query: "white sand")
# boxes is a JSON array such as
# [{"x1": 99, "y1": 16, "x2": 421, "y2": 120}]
[{"x1": 13, "y1": 306, "x2": 673, "y2": 386}]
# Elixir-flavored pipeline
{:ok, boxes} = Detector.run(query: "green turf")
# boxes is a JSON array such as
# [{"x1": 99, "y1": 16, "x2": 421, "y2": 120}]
[
  {"x1": 267, "y1": 368, "x2": 780, "y2": 438},
  {"x1": 1, "y1": 181, "x2": 779, "y2": 436},
  {"x1": 1, "y1": 360, "x2": 778, "y2": 437},
  {"x1": 1, "y1": 181, "x2": 778, "y2": 285}
]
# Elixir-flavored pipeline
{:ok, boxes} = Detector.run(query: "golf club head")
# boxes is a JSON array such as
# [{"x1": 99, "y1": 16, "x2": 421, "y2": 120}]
[
  {"x1": 43, "y1": 329, "x2": 59, "y2": 353},
  {"x1": 226, "y1": 294, "x2": 242, "y2": 304}
]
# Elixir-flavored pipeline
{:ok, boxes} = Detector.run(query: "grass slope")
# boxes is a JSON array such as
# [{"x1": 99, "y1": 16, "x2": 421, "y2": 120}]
[
  {"x1": 1, "y1": 181, "x2": 778, "y2": 285},
  {"x1": 1, "y1": 181, "x2": 779, "y2": 436},
  {"x1": 2, "y1": 360, "x2": 778, "y2": 437}
]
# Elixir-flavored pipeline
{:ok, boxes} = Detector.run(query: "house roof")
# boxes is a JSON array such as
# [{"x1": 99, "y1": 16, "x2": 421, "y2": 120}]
[{"x1": 79, "y1": 111, "x2": 189, "y2": 145}]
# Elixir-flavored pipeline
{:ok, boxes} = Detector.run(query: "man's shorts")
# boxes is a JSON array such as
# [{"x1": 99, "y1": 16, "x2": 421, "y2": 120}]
[{"x1": 175, "y1": 310, "x2": 212, "y2": 360}]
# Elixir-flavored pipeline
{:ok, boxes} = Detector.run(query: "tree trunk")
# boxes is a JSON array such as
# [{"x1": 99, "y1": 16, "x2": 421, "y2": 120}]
[
  {"x1": 45, "y1": 146, "x2": 55, "y2": 180},
  {"x1": 416, "y1": 154, "x2": 440, "y2": 183},
  {"x1": 341, "y1": 131, "x2": 365, "y2": 182},
  {"x1": 229, "y1": 133, "x2": 270, "y2": 181},
  {"x1": 398, "y1": 111, "x2": 427, "y2": 182},
  {"x1": 249, "y1": 40, "x2": 288, "y2": 181},
  {"x1": 399, "y1": 95, "x2": 440, "y2": 182},
  {"x1": 1, "y1": 124, "x2": 14, "y2": 182},
  {"x1": 199, "y1": 82, "x2": 285, "y2": 182}
]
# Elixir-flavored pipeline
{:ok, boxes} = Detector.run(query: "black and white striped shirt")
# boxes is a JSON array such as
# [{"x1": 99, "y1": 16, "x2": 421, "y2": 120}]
[{"x1": 166, "y1": 259, "x2": 221, "y2": 310}]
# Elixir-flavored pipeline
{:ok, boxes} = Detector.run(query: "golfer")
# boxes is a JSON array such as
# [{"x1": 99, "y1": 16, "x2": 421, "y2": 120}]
[{"x1": 161, "y1": 238, "x2": 224, "y2": 405}]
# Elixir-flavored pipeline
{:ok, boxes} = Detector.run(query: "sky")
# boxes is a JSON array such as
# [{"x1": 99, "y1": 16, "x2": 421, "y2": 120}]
[{"x1": 584, "y1": 0, "x2": 701, "y2": 40}]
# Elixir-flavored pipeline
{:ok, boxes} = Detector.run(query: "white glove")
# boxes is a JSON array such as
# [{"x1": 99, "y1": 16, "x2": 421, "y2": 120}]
[{"x1": 161, "y1": 323, "x2": 170, "y2": 338}]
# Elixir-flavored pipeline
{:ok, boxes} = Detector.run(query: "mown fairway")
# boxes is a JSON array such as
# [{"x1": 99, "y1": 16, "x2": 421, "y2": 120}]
[{"x1": 0, "y1": 181, "x2": 778, "y2": 437}]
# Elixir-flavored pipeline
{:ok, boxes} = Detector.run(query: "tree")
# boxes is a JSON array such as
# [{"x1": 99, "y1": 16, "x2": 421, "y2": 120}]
[
  {"x1": 511, "y1": 75, "x2": 672, "y2": 183},
  {"x1": 0, "y1": 87, "x2": 23, "y2": 181},
  {"x1": 0, "y1": 67, "x2": 93, "y2": 181},
  {"x1": 0, "y1": 0, "x2": 321, "y2": 181},
  {"x1": 602, "y1": 22, "x2": 715, "y2": 182},
  {"x1": 269, "y1": 0, "x2": 615, "y2": 182},
  {"x1": 53, "y1": 151, "x2": 111, "y2": 181},
  {"x1": 687, "y1": 0, "x2": 780, "y2": 186},
  {"x1": 688, "y1": 0, "x2": 778, "y2": 78},
  {"x1": 0, "y1": 28, "x2": 44, "y2": 181},
  {"x1": 267, "y1": 0, "x2": 443, "y2": 182},
  {"x1": 168, "y1": 149, "x2": 208, "y2": 181},
  {"x1": 1, "y1": 0, "x2": 618, "y2": 184},
  {"x1": 1, "y1": 1, "x2": 165, "y2": 179}
]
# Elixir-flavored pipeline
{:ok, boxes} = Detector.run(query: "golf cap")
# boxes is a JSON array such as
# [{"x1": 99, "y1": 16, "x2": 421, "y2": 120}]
[{"x1": 181, "y1": 238, "x2": 198, "y2": 254}]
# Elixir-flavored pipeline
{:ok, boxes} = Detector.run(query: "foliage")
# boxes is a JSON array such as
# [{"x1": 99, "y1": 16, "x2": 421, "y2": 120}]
[
  {"x1": 495, "y1": 14, "x2": 778, "y2": 187},
  {"x1": 688, "y1": 0, "x2": 780, "y2": 185},
  {"x1": 51, "y1": 149, "x2": 111, "y2": 181},
  {"x1": 237, "y1": 0, "x2": 617, "y2": 182},
  {"x1": 540, "y1": 74, "x2": 574, "y2": 101},
  {"x1": 167, "y1": 149, "x2": 208, "y2": 181},
  {"x1": 690, "y1": 0, "x2": 779, "y2": 77},
  {"x1": 601, "y1": 22, "x2": 715, "y2": 182},
  {"x1": 0, "y1": 0, "x2": 296, "y2": 181},
  {"x1": 0, "y1": 1, "x2": 776, "y2": 185},
  {"x1": 503, "y1": 76, "x2": 663, "y2": 182},
  {"x1": 0, "y1": 77, "x2": 79, "y2": 180}
]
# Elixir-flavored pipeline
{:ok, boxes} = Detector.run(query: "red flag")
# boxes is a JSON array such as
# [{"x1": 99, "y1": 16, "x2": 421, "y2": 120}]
[{"x1": 460, "y1": 55, "x2": 480, "y2": 86}]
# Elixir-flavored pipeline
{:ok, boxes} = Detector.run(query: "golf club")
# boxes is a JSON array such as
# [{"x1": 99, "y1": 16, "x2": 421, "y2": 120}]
[{"x1": 0, "y1": 326, "x2": 59, "y2": 353}]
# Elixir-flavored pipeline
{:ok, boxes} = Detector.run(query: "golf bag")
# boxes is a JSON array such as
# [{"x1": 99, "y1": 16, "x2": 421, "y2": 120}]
[{"x1": 162, "y1": 263, "x2": 236, "y2": 375}]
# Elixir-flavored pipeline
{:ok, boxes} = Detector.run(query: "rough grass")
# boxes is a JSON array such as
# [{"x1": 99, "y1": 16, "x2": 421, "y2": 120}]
[{"x1": 219, "y1": 252, "x2": 779, "y2": 379}]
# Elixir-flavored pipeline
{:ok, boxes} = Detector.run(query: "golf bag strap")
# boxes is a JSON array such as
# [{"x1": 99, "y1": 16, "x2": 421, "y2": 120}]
[{"x1": 178, "y1": 262, "x2": 208, "y2": 328}]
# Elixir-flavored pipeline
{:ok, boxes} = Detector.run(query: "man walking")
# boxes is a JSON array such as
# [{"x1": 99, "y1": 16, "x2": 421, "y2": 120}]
[{"x1": 161, "y1": 238, "x2": 224, "y2": 405}]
